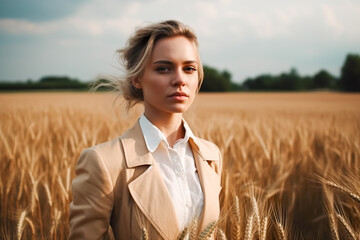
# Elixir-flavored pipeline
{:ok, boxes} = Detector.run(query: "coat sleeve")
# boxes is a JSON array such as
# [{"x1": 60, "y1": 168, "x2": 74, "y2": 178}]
[{"x1": 69, "y1": 148, "x2": 114, "y2": 240}]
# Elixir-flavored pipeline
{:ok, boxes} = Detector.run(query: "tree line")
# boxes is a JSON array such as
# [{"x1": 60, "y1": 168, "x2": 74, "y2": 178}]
[
  {"x1": 0, "y1": 76, "x2": 86, "y2": 91},
  {"x1": 201, "y1": 53, "x2": 360, "y2": 92},
  {"x1": 1, "y1": 53, "x2": 359, "y2": 92}
]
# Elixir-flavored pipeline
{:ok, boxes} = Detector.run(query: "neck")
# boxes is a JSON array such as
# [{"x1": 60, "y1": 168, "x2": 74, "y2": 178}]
[{"x1": 144, "y1": 110, "x2": 184, "y2": 148}]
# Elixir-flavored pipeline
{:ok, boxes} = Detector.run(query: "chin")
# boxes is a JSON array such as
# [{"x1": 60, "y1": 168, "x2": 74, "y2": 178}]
[{"x1": 167, "y1": 105, "x2": 189, "y2": 114}]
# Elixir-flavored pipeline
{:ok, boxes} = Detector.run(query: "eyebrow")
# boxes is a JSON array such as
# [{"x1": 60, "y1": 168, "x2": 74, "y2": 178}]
[{"x1": 153, "y1": 60, "x2": 198, "y2": 65}]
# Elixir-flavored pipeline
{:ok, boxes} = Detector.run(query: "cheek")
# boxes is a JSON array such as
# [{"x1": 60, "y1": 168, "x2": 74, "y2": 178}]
[
  {"x1": 190, "y1": 79, "x2": 199, "y2": 93},
  {"x1": 142, "y1": 78, "x2": 164, "y2": 98}
]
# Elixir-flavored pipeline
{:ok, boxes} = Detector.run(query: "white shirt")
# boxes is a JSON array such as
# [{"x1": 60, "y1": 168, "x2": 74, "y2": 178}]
[{"x1": 139, "y1": 114, "x2": 204, "y2": 231}]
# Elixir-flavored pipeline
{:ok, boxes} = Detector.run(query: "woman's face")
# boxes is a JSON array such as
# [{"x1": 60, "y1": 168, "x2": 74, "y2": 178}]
[{"x1": 134, "y1": 36, "x2": 199, "y2": 117}]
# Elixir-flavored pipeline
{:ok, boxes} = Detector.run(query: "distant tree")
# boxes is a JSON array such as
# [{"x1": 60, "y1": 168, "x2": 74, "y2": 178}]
[
  {"x1": 242, "y1": 68, "x2": 317, "y2": 91},
  {"x1": 229, "y1": 81, "x2": 243, "y2": 91},
  {"x1": 39, "y1": 76, "x2": 80, "y2": 84},
  {"x1": 313, "y1": 70, "x2": 335, "y2": 89},
  {"x1": 277, "y1": 68, "x2": 301, "y2": 90},
  {"x1": 0, "y1": 76, "x2": 89, "y2": 91},
  {"x1": 298, "y1": 76, "x2": 314, "y2": 90},
  {"x1": 340, "y1": 53, "x2": 360, "y2": 92},
  {"x1": 201, "y1": 65, "x2": 232, "y2": 91},
  {"x1": 37, "y1": 76, "x2": 86, "y2": 89}
]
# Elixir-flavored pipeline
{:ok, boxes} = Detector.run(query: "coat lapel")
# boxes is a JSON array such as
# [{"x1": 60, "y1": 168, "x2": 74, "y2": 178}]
[
  {"x1": 121, "y1": 121, "x2": 180, "y2": 240},
  {"x1": 190, "y1": 138, "x2": 222, "y2": 232}
]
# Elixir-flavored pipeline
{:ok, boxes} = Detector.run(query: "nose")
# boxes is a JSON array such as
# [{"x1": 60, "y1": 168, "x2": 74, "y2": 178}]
[{"x1": 171, "y1": 68, "x2": 186, "y2": 87}]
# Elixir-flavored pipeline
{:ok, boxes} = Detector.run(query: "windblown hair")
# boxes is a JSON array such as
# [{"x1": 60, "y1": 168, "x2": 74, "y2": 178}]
[{"x1": 94, "y1": 20, "x2": 204, "y2": 109}]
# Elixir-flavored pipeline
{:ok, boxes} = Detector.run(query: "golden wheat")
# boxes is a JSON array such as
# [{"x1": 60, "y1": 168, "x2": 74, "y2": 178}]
[{"x1": 1, "y1": 92, "x2": 359, "y2": 239}]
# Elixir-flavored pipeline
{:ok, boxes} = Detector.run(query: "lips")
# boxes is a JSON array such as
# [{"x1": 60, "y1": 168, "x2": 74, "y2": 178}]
[{"x1": 169, "y1": 92, "x2": 189, "y2": 97}]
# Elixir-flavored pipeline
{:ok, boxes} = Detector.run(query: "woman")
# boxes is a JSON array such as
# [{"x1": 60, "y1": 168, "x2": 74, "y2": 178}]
[{"x1": 69, "y1": 20, "x2": 222, "y2": 240}]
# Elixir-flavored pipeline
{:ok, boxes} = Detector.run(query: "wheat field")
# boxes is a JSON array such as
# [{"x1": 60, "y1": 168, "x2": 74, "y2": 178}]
[{"x1": 0, "y1": 92, "x2": 359, "y2": 239}]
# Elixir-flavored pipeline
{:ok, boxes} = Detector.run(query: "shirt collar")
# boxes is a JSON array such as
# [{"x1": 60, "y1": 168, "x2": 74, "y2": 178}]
[{"x1": 139, "y1": 114, "x2": 195, "y2": 152}]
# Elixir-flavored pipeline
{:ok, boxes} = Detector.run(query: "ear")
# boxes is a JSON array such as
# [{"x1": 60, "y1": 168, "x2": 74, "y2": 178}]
[{"x1": 131, "y1": 77, "x2": 142, "y2": 89}]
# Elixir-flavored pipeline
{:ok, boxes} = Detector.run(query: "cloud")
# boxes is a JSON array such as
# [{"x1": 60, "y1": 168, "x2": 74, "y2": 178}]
[
  {"x1": 0, "y1": 0, "x2": 87, "y2": 21},
  {"x1": 0, "y1": 1, "x2": 143, "y2": 37}
]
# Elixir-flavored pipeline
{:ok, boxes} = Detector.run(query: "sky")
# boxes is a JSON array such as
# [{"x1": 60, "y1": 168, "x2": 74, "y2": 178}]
[{"x1": 0, "y1": 0, "x2": 359, "y2": 83}]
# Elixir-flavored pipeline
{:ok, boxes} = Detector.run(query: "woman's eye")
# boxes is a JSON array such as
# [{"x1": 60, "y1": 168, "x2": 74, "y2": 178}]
[
  {"x1": 184, "y1": 66, "x2": 197, "y2": 73},
  {"x1": 156, "y1": 67, "x2": 171, "y2": 73}
]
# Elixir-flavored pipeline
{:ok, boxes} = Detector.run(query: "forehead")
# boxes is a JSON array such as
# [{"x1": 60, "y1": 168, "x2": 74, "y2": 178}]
[{"x1": 150, "y1": 36, "x2": 198, "y2": 62}]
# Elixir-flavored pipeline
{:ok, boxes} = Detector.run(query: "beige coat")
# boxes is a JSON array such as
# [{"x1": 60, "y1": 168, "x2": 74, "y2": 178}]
[{"x1": 69, "y1": 120, "x2": 222, "y2": 240}]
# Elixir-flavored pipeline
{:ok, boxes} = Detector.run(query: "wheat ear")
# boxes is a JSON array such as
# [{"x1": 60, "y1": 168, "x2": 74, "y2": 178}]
[
  {"x1": 141, "y1": 227, "x2": 149, "y2": 240},
  {"x1": 198, "y1": 221, "x2": 217, "y2": 240},
  {"x1": 244, "y1": 213, "x2": 254, "y2": 240},
  {"x1": 217, "y1": 228, "x2": 227, "y2": 240},
  {"x1": 275, "y1": 222, "x2": 286, "y2": 240},
  {"x1": 260, "y1": 217, "x2": 268, "y2": 240},
  {"x1": 17, "y1": 209, "x2": 27, "y2": 240},
  {"x1": 176, "y1": 226, "x2": 189, "y2": 240},
  {"x1": 251, "y1": 196, "x2": 261, "y2": 235},
  {"x1": 189, "y1": 219, "x2": 198, "y2": 240}
]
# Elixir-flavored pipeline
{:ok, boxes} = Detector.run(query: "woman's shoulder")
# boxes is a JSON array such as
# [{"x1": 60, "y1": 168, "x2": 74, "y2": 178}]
[
  {"x1": 193, "y1": 136, "x2": 220, "y2": 151},
  {"x1": 76, "y1": 137, "x2": 125, "y2": 185},
  {"x1": 191, "y1": 137, "x2": 221, "y2": 160},
  {"x1": 89, "y1": 137, "x2": 123, "y2": 156}
]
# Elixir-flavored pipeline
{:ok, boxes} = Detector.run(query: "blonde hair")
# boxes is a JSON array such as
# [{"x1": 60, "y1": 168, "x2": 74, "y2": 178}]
[{"x1": 95, "y1": 20, "x2": 204, "y2": 109}]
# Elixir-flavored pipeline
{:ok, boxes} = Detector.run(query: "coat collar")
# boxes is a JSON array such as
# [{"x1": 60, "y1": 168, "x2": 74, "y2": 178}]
[
  {"x1": 121, "y1": 120, "x2": 220, "y2": 168},
  {"x1": 120, "y1": 120, "x2": 221, "y2": 239},
  {"x1": 139, "y1": 114, "x2": 195, "y2": 153},
  {"x1": 121, "y1": 120, "x2": 153, "y2": 168}
]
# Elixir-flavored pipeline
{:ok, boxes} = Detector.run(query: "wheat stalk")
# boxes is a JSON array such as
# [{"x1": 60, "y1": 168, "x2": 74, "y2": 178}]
[
  {"x1": 25, "y1": 217, "x2": 35, "y2": 236},
  {"x1": 232, "y1": 195, "x2": 241, "y2": 240},
  {"x1": 328, "y1": 213, "x2": 339, "y2": 240},
  {"x1": 336, "y1": 213, "x2": 356, "y2": 240},
  {"x1": 57, "y1": 175, "x2": 69, "y2": 200},
  {"x1": 44, "y1": 182, "x2": 52, "y2": 207},
  {"x1": 325, "y1": 180, "x2": 360, "y2": 204},
  {"x1": 50, "y1": 208, "x2": 62, "y2": 238},
  {"x1": 66, "y1": 166, "x2": 71, "y2": 192},
  {"x1": 30, "y1": 180, "x2": 39, "y2": 214},
  {"x1": 254, "y1": 129, "x2": 270, "y2": 160},
  {"x1": 17, "y1": 169, "x2": 25, "y2": 202},
  {"x1": 0, "y1": 128, "x2": 14, "y2": 159}
]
